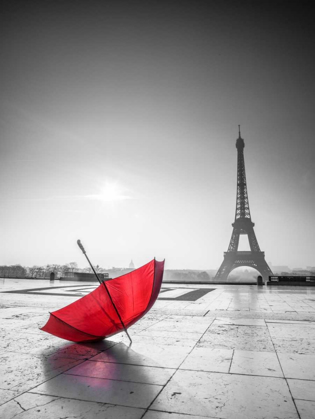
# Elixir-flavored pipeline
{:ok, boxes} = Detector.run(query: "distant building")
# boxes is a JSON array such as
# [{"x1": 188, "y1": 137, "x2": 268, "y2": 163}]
[
  {"x1": 129, "y1": 260, "x2": 135, "y2": 269},
  {"x1": 271, "y1": 266, "x2": 291, "y2": 274},
  {"x1": 292, "y1": 268, "x2": 314, "y2": 276},
  {"x1": 62, "y1": 271, "x2": 108, "y2": 282}
]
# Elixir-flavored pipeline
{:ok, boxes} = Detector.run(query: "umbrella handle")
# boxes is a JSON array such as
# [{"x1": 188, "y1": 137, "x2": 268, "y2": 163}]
[{"x1": 77, "y1": 240, "x2": 86, "y2": 255}]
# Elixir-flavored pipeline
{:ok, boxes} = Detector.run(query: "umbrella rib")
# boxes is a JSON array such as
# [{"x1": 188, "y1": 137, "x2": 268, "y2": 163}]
[
  {"x1": 145, "y1": 258, "x2": 159, "y2": 313},
  {"x1": 90, "y1": 291, "x2": 121, "y2": 328}
]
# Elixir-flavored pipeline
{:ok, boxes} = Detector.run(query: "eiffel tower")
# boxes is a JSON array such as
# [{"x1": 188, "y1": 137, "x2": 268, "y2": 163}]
[{"x1": 215, "y1": 127, "x2": 273, "y2": 281}]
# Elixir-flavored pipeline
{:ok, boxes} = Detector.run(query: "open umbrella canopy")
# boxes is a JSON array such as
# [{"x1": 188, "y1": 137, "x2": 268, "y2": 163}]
[{"x1": 41, "y1": 259, "x2": 164, "y2": 342}]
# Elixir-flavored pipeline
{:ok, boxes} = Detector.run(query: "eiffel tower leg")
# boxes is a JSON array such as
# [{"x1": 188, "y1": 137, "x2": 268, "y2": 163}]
[
  {"x1": 215, "y1": 255, "x2": 235, "y2": 281},
  {"x1": 227, "y1": 228, "x2": 240, "y2": 252},
  {"x1": 247, "y1": 228, "x2": 261, "y2": 252},
  {"x1": 255, "y1": 259, "x2": 273, "y2": 282}
]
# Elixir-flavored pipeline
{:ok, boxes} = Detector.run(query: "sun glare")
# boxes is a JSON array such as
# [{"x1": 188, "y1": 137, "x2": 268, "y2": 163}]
[{"x1": 97, "y1": 182, "x2": 130, "y2": 202}]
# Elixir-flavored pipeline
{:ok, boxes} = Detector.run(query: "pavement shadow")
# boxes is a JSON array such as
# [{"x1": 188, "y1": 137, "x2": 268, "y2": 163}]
[
  {"x1": 38, "y1": 339, "x2": 162, "y2": 408},
  {"x1": 40, "y1": 337, "x2": 118, "y2": 362}
]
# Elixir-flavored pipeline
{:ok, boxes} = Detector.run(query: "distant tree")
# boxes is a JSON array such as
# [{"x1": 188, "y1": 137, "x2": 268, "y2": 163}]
[
  {"x1": 0, "y1": 265, "x2": 8, "y2": 277},
  {"x1": 82, "y1": 266, "x2": 93, "y2": 273},
  {"x1": 67, "y1": 262, "x2": 78, "y2": 272},
  {"x1": 28, "y1": 265, "x2": 46, "y2": 278},
  {"x1": 13, "y1": 265, "x2": 27, "y2": 277},
  {"x1": 97, "y1": 266, "x2": 108, "y2": 274},
  {"x1": 28, "y1": 266, "x2": 37, "y2": 278},
  {"x1": 197, "y1": 271, "x2": 210, "y2": 281},
  {"x1": 0, "y1": 265, "x2": 25, "y2": 277},
  {"x1": 59, "y1": 264, "x2": 68, "y2": 276}
]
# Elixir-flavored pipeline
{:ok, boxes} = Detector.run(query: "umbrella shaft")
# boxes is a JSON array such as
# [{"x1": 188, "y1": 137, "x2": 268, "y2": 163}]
[{"x1": 83, "y1": 253, "x2": 132, "y2": 344}]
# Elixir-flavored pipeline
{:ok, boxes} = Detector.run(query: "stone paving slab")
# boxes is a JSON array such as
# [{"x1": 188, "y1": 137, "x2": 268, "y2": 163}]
[
  {"x1": 287, "y1": 379, "x2": 315, "y2": 402},
  {"x1": 278, "y1": 353, "x2": 315, "y2": 380},
  {"x1": 151, "y1": 370, "x2": 299, "y2": 419},
  {"x1": 30, "y1": 373, "x2": 163, "y2": 409},
  {"x1": 272, "y1": 337, "x2": 315, "y2": 354},
  {"x1": 1, "y1": 279, "x2": 315, "y2": 418},
  {"x1": 128, "y1": 333, "x2": 198, "y2": 348},
  {"x1": 179, "y1": 347, "x2": 233, "y2": 373},
  {"x1": 136, "y1": 329, "x2": 204, "y2": 341},
  {"x1": 295, "y1": 400, "x2": 315, "y2": 419},
  {"x1": 198, "y1": 324, "x2": 275, "y2": 352},
  {"x1": 65, "y1": 360, "x2": 175, "y2": 385},
  {"x1": 91, "y1": 341, "x2": 193, "y2": 368},
  {"x1": 146, "y1": 317, "x2": 213, "y2": 334},
  {"x1": 0, "y1": 389, "x2": 21, "y2": 406},
  {"x1": 230, "y1": 349, "x2": 283, "y2": 377},
  {"x1": 0, "y1": 351, "x2": 84, "y2": 393}
]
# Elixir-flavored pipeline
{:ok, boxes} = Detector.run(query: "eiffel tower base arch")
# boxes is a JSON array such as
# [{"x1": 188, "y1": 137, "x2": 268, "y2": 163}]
[{"x1": 215, "y1": 251, "x2": 273, "y2": 282}]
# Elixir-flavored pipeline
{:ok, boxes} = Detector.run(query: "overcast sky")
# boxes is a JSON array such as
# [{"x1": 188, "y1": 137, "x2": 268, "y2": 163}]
[{"x1": 1, "y1": 0, "x2": 314, "y2": 271}]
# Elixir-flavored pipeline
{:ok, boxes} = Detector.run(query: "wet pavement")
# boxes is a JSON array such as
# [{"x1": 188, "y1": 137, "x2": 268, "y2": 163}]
[{"x1": 1, "y1": 278, "x2": 315, "y2": 418}]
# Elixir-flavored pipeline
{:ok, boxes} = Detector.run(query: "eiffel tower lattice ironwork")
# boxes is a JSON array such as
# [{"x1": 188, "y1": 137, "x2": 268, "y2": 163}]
[{"x1": 215, "y1": 127, "x2": 273, "y2": 281}]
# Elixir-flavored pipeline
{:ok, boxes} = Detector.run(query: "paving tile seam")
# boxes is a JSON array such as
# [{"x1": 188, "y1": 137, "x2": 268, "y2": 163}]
[
  {"x1": 287, "y1": 392, "x2": 302, "y2": 419},
  {"x1": 6, "y1": 356, "x2": 90, "y2": 394},
  {"x1": 136, "y1": 318, "x2": 167, "y2": 332},
  {"x1": 228, "y1": 349, "x2": 235, "y2": 373},
  {"x1": 16, "y1": 394, "x2": 65, "y2": 413},
  {"x1": 0, "y1": 396, "x2": 17, "y2": 407},
  {"x1": 0, "y1": 344, "x2": 116, "y2": 356},
  {"x1": 212, "y1": 323, "x2": 268, "y2": 328},
  {"x1": 0, "y1": 389, "x2": 147, "y2": 413},
  {"x1": 137, "y1": 328, "x2": 205, "y2": 335},
  {"x1": 176, "y1": 367, "x2": 285, "y2": 380},
  {"x1": 267, "y1": 320, "x2": 301, "y2": 419},
  {"x1": 139, "y1": 370, "x2": 179, "y2": 419},
  {"x1": 265, "y1": 319, "x2": 315, "y2": 326},
  {"x1": 14, "y1": 399, "x2": 26, "y2": 412},
  {"x1": 0, "y1": 351, "x2": 94, "y2": 361},
  {"x1": 286, "y1": 377, "x2": 315, "y2": 382},
  {"x1": 27, "y1": 390, "x2": 143, "y2": 410},
  {"x1": 145, "y1": 408, "x2": 220, "y2": 419},
  {"x1": 141, "y1": 327, "x2": 209, "y2": 334},
  {"x1": 86, "y1": 359, "x2": 179, "y2": 369},
  {"x1": 0, "y1": 387, "x2": 60, "y2": 408},
  {"x1": 64, "y1": 371, "x2": 170, "y2": 386},
  {"x1": 293, "y1": 397, "x2": 315, "y2": 402},
  {"x1": 228, "y1": 371, "x2": 284, "y2": 379}
]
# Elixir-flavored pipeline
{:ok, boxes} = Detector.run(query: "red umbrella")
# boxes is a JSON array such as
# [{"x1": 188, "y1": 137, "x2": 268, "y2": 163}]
[{"x1": 41, "y1": 244, "x2": 164, "y2": 343}]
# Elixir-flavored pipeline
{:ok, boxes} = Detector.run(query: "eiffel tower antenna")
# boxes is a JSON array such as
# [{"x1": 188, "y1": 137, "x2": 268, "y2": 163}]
[{"x1": 214, "y1": 129, "x2": 273, "y2": 282}]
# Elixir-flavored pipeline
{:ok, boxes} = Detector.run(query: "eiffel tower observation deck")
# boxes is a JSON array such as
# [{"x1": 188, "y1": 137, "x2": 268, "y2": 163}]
[{"x1": 215, "y1": 127, "x2": 273, "y2": 282}]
